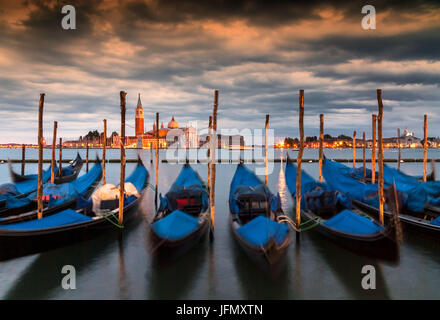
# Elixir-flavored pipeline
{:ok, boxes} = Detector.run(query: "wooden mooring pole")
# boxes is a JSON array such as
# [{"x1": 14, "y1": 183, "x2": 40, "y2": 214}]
[
  {"x1": 207, "y1": 116, "x2": 212, "y2": 192},
  {"x1": 51, "y1": 121, "x2": 57, "y2": 184},
  {"x1": 21, "y1": 144, "x2": 26, "y2": 175},
  {"x1": 103, "y1": 119, "x2": 107, "y2": 185},
  {"x1": 59, "y1": 137, "x2": 62, "y2": 177},
  {"x1": 119, "y1": 91, "x2": 127, "y2": 226},
  {"x1": 352, "y1": 130, "x2": 356, "y2": 168},
  {"x1": 363, "y1": 131, "x2": 366, "y2": 181},
  {"x1": 86, "y1": 143, "x2": 89, "y2": 172},
  {"x1": 210, "y1": 90, "x2": 218, "y2": 234},
  {"x1": 319, "y1": 114, "x2": 324, "y2": 183},
  {"x1": 372, "y1": 114, "x2": 377, "y2": 184},
  {"x1": 37, "y1": 94, "x2": 45, "y2": 220},
  {"x1": 377, "y1": 89, "x2": 384, "y2": 225},
  {"x1": 155, "y1": 112, "x2": 159, "y2": 208},
  {"x1": 424, "y1": 114, "x2": 428, "y2": 182},
  {"x1": 296, "y1": 90, "x2": 305, "y2": 234},
  {"x1": 397, "y1": 128, "x2": 401, "y2": 171},
  {"x1": 264, "y1": 114, "x2": 269, "y2": 186}
]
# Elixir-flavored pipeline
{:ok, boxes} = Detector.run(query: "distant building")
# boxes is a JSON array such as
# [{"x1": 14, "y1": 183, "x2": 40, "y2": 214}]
[
  {"x1": 128, "y1": 95, "x2": 199, "y2": 149},
  {"x1": 399, "y1": 129, "x2": 422, "y2": 147},
  {"x1": 199, "y1": 134, "x2": 245, "y2": 148},
  {"x1": 135, "y1": 94, "x2": 144, "y2": 137}
]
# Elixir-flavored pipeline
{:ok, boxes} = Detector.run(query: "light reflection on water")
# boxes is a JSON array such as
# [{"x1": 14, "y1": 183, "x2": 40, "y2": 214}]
[{"x1": 0, "y1": 148, "x2": 439, "y2": 299}]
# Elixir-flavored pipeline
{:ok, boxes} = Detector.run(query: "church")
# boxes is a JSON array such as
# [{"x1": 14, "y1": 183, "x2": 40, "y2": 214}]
[{"x1": 125, "y1": 94, "x2": 199, "y2": 149}]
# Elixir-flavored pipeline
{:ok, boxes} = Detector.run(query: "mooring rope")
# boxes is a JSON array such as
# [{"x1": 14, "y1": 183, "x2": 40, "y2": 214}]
[
  {"x1": 102, "y1": 211, "x2": 124, "y2": 229},
  {"x1": 277, "y1": 214, "x2": 322, "y2": 232},
  {"x1": 277, "y1": 215, "x2": 300, "y2": 232}
]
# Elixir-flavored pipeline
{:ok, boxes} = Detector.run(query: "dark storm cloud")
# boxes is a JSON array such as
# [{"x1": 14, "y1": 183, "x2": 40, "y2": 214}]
[
  {"x1": 300, "y1": 26, "x2": 440, "y2": 63},
  {"x1": 118, "y1": 0, "x2": 440, "y2": 26},
  {"x1": 0, "y1": 0, "x2": 439, "y2": 142}
]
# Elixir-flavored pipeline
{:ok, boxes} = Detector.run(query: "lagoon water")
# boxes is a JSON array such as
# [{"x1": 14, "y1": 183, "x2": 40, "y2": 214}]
[{"x1": 0, "y1": 148, "x2": 439, "y2": 299}]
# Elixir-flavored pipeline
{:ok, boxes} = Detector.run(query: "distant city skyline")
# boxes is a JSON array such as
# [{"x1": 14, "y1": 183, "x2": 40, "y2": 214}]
[{"x1": 0, "y1": 1, "x2": 439, "y2": 143}]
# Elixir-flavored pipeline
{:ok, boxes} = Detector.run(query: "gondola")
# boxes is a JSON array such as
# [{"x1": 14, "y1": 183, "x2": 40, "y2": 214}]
[
  {"x1": 0, "y1": 158, "x2": 102, "y2": 221},
  {"x1": 345, "y1": 161, "x2": 436, "y2": 183},
  {"x1": 0, "y1": 159, "x2": 148, "y2": 261},
  {"x1": 149, "y1": 164, "x2": 209, "y2": 260},
  {"x1": 0, "y1": 165, "x2": 52, "y2": 210},
  {"x1": 285, "y1": 157, "x2": 399, "y2": 261},
  {"x1": 323, "y1": 156, "x2": 440, "y2": 239},
  {"x1": 10, "y1": 153, "x2": 83, "y2": 184},
  {"x1": 229, "y1": 163, "x2": 291, "y2": 267}
]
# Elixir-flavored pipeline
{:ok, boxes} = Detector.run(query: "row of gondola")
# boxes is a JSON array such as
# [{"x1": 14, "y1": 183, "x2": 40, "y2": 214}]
[
  {"x1": 0, "y1": 153, "x2": 438, "y2": 268},
  {"x1": 150, "y1": 154, "x2": 440, "y2": 268},
  {"x1": 0, "y1": 154, "x2": 148, "y2": 261}
]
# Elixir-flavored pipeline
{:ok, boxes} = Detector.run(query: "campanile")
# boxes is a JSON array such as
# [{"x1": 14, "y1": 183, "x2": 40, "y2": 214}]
[{"x1": 135, "y1": 93, "x2": 144, "y2": 136}]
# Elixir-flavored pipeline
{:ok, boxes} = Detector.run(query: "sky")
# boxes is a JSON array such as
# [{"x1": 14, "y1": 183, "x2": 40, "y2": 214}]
[{"x1": 0, "y1": 0, "x2": 439, "y2": 144}]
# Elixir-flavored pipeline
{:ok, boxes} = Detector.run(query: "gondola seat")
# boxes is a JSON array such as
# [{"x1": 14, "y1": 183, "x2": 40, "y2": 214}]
[
  {"x1": 166, "y1": 188, "x2": 205, "y2": 216},
  {"x1": 322, "y1": 209, "x2": 384, "y2": 235},
  {"x1": 304, "y1": 190, "x2": 345, "y2": 218},
  {"x1": 151, "y1": 209, "x2": 200, "y2": 241},
  {"x1": 236, "y1": 215, "x2": 288, "y2": 247},
  {"x1": 236, "y1": 193, "x2": 269, "y2": 224}
]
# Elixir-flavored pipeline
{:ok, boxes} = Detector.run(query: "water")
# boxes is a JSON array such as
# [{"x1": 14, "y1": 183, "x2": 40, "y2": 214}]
[{"x1": 0, "y1": 148, "x2": 439, "y2": 299}]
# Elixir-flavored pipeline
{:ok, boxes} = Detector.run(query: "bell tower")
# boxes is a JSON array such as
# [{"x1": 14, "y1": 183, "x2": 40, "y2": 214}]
[{"x1": 135, "y1": 93, "x2": 144, "y2": 136}]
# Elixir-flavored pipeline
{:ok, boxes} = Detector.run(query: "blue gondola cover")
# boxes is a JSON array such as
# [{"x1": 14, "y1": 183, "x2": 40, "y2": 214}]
[
  {"x1": 126, "y1": 164, "x2": 149, "y2": 192},
  {"x1": 152, "y1": 209, "x2": 200, "y2": 241},
  {"x1": 285, "y1": 160, "x2": 351, "y2": 210},
  {"x1": 72, "y1": 162, "x2": 102, "y2": 195},
  {"x1": 322, "y1": 209, "x2": 384, "y2": 235},
  {"x1": 322, "y1": 157, "x2": 383, "y2": 209},
  {"x1": 159, "y1": 165, "x2": 208, "y2": 213},
  {"x1": 229, "y1": 165, "x2": 281, "y2": 215},
  {"x1": 0, "y1": 209, "x2": 92, "y2": 230},
  {"x1": 430, "y1": 216, "x2": 440, "y2": 226},
  {"x1": 236, "y1": 215, "x2": 288, "y2": 247},
  {"x1": 322, "y1": 157, "x2": 440, "y2": 212}
]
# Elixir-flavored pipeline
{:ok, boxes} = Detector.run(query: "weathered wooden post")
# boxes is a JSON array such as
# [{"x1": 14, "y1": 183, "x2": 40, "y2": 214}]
[
  {"x1": 51, "y1": 121, "x2": 57, "y2": 184},
  {"x1": 21, "y1": 144, "x2": 26, "y2": 175},
  {"x1": 319, "y1": 114, "x2": 324, "y2": 183},
  {"x1": 155, "y1": 112, "x2": 159, "y2": 208},
  {"x1": 86, "y1": 142, "x2": 89, "y2": 172},
  {"x1": 37, "y1": 93, "x2": 45, "y2": 220},
  {"x1": 424, "y1": 114, "x2": 428, "y2": 182},
  {"x1": 119, "y1": 91, "x2": 127, "y2": 226},
  {"x1": 377, "y1": 89, "x2": 384, "y2": 225},
  {"x1": 397, "y1": 128, "x2": 401, "y2": 171},
  {"x1": 210, "y1": 90, "x2": 219, "y2": 234},
  {"x1": 59, "y1": 137, "x2": 63, "y2": 177},
  {"x1": 103, "y1": 119, "x2": 107, "y2": 185},
  {"x1": 207, "y1": 116, "x2": 212, "y2": 190},
  {"x1": 352, "y1": 130, "x2": 357, "y2": 168},
  {"x1": 296, "y1": 89, "x2": 305, "y2": 233},
  {"x1": 264, "y1": 114, "x2": 269, "y2": 186},
  {"x1": 363, "y1": 131, "x2": 366, "y2": 181},
  {"x1": 372, "y1": 114, "x2": 377, "y2": 184}
]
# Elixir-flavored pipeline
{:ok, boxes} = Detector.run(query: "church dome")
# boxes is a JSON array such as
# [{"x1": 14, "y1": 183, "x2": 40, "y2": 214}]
[{"x1": 167, "y1": 116, "x2": 179, "y2": 129}]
